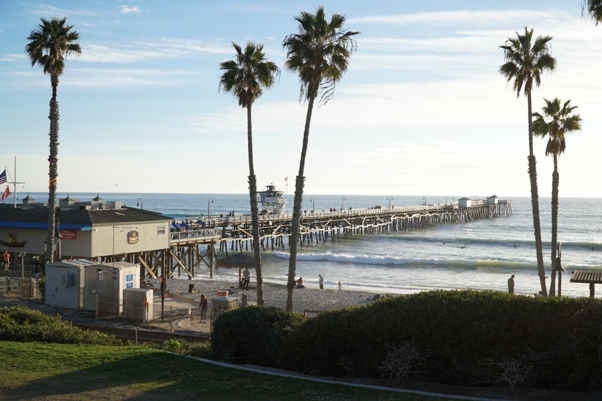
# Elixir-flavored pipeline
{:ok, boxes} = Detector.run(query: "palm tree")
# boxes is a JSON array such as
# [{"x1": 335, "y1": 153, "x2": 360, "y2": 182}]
[
  {"x1": 500, "y1": 27, "x2": 556, "y2": 296},
  {"x1": 282, "y1": 7, "x2": 359, "y2": 311},
  {"x1": 219, "y1": 42, "x2": 279, "y2": 305},
  {"x1": 26, "y1": 17, "x2": 81, "y2": 264},
  {"x1": 533, "y1": 98, "x2": 582, "y2": 296},
  {"x1": 583, "y1": 0, "x2": 602, "y2": 24}
]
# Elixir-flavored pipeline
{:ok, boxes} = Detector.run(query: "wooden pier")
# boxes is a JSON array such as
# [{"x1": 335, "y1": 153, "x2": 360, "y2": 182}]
[{"x1": 139, "y1": 199, "x2": 512, "y2": 279}]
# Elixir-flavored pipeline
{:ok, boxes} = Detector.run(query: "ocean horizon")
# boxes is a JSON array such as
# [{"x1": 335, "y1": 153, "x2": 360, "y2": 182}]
[{"x1": 7, "y1": 191, "x2": 602, "y2": 298}]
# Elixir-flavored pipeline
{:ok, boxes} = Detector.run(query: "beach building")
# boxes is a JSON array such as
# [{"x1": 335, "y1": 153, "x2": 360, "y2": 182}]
[
  {"x1": 0, "y1": 195, "x2": 172, "y2": 264},
  {"x1": 458, "y1": 198, "x2": 472, "y2": 208},
  {"x1": 258, "y1": 184, "x2": 287, "y2": 215}
]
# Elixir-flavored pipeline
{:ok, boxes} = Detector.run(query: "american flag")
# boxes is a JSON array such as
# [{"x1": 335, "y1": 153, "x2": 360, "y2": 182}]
[{"x1": 0, "y1": 169, "x2": 6, "y2": 185}]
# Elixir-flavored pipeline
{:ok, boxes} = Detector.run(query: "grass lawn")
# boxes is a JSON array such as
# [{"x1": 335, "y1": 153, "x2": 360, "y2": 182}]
[{"x1": 0, "y1": 342, "x2": 458, "y2": 401}]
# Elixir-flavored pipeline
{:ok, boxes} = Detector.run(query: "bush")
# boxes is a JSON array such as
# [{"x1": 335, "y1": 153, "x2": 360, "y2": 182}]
[
  {"x1": 211, "y1": 305, "x2": 305, "y2": 366},
  {"x1": 0, "y1": 306, "x2": 120, "y2": 345},
  {"x1": 279, "y1": 290, "x2": 602, "y2": 390}
]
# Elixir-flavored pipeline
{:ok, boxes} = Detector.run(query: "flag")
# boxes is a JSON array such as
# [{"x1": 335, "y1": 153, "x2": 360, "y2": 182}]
[
  {"x1": 1, "y1": 185, "x2": 10, "y2": 202},
  {"x1": 0, "y1": 169, "x2": 6, "y2": 185},
  {"x1": 284, "y1": 176, "x2": 288, "y2": 182}
]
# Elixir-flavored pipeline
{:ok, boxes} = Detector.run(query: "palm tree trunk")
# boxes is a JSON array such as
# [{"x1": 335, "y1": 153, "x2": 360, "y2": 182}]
[
  {"x1": 246, "y1": 105, "x2": 264, "y2": 305},
  {"x1": 527, "y1": 91, "x2": 547, "y2": 296},
  {"x1": 46, "y1": 74, "x2": 60, "y2": 264},
  {"x1": 286, "y1": 95, "x2": 316, "y2": 312},
  {"x1": 549, "y1": 154, "x2": 559, "y2": 296}
]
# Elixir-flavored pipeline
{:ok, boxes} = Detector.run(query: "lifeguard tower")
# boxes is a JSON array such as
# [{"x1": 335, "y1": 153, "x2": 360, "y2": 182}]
[{"x1": 258, "y1": 184, "x2": 287, "y2": 215}]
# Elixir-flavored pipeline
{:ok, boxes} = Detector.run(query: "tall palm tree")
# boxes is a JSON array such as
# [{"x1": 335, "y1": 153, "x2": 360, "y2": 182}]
[
  {"x1": 584, "y1": 0, "x2": 602, "y2": 24},
  {"x1": 219, "y1": 42, "x2": 279, "y2": 305},
  {"x1": 26, "y1": 17, "x2": 81, "y2": 264},
  {"x1": 500, "y1": 27, "x2": 556, "y2": 296},
  {"x1": 282, "y1": 7, "x2": 359, "y2": 311},
  {"x1": 533, "y1": 98, "x2": 582, "y2": 296}
]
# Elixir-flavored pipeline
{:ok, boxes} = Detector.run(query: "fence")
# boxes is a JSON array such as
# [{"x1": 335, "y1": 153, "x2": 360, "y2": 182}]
[{"x1": 0, "y1": 277, "x2": 41, "y2": 300}]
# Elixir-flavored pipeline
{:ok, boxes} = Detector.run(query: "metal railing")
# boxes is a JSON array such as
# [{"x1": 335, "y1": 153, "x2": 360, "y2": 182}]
[{"x1": 170, "y1": 229, "x2": 221, "y2": 242}]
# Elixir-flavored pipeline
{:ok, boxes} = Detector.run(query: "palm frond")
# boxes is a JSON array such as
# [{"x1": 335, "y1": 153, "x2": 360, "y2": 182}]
[
  {"x1": 499, "y1": 27, "x2": 555, "y2": 99},
  {"x1": 583, "y1": 0, "x2": 602, "y2": 24},
  {"x1": 283, "y1": 6, "x2": 359, "y2": 104},
  {"x1": 218, "y1": 41, "x2": 280, "y2": 109},
  {"x1": 25, "y1": 17, "x2": 81, "y2": 77},
  {"x1": 533, "y1": 97, "x2": 581, "y2": 157}
]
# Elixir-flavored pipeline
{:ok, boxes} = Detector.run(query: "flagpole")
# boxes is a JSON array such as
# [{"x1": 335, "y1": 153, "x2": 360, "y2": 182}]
[
  {"x1": 8, "y1": 156, "x2": 25, "y2": 208},
  {"x1": 13, "y1": 156, "x2": 17, "y2": 208}
]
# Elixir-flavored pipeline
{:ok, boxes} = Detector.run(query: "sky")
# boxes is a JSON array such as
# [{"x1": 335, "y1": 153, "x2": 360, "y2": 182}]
[{"x1": 0, "y1": 1, "x2": 601, "y2": 199}]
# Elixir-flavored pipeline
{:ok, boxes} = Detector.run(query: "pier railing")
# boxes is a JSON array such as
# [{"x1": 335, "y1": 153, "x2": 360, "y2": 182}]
[
  {"x1": 221, "y1": 202, "x2": 465, "y2": 224},
  {"x1": 170, "y1": 229, "x2": 221, "y2": 242}
]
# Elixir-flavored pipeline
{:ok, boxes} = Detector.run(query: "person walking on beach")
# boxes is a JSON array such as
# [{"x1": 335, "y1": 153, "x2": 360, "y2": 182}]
[
  {"x1": 33, "y1": 257, "x2": 41, "y2": 279},
  {"x1": 338, "y1": 281, "x2": 342, "y2": 290},
  {"x1": 159, "y1": 275, "x2": 166, "y2": 299},
  {"x1": 198, "y1": 294, "x2": 208, "y2": 323},
  {"x1": 319, "y1": 274, "x2": 324, "y2": 289},
  {"x1": 242, "y1": 267, "x2": 250, "y2": 290},
  {"x1": 3, "y1": 250, "x2": 9, "y2": 271},
  {"x1": 508, "y1": 275, "x2": 515, "y2": 294}
]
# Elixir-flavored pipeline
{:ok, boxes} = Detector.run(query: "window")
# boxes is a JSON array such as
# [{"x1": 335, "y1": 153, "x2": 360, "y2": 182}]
[{"x1": 157, "y1": 226, "x2": 165, "y2": 235}]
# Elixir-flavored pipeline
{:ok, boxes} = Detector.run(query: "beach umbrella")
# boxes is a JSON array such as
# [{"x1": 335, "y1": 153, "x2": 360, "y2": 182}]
[{"x1": 216, "y1": 252, "x2": 262, "y2": 287}]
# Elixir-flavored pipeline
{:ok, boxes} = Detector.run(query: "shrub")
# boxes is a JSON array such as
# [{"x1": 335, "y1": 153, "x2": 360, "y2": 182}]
[
  {"x1": 211, "y1": 305, "x2": 305, "y2": 366},
  {"x1": 279, "y1": 290, "x2": 602, "y2": 390},
  {"x1": 0, "y1": 306, "x2": 120, "y2": 345},
  {"x1": 166, "y1": 339, "x2": 181, "y2": 353}
]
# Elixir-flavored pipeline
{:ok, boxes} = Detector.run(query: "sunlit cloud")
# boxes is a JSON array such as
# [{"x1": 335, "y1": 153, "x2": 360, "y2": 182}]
[
  {"x1": 119, "y1": 5, "x2": 141, "y2": 14},
  {"x1": 349, "y1": 10, "x2": 568, "y2": 26},
  {"x1": 24, "y1": 3, "x2": 100, "y2": 17},
  {"x1": 65, "y1": 67, "x2": 196, "y2": 87},
  {"x1": 77, "y1": 39, "x2": 231, "y2": 63}
]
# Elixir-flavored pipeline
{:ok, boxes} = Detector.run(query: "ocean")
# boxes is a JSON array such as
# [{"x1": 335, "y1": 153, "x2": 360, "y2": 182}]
[{"x1": 20, "y1": 192, "x2": 602, "y2": 298}]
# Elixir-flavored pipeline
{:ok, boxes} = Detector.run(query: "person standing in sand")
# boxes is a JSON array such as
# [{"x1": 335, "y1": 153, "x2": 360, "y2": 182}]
[
  {"x1": 198, "y1": 294, "x2": 208, "y2": 323},
  {"x1": 3, "y1": 250, "x2": 9, "y2": 271},
  {"x1": 338, "y1": 281, "x2": 342, "y2": 290},
  {"x1": 319, "y1": 274, "x2": 324, "y2": 289},
  {"x1": 508, "y1": 275, "x2": 515, "y2": 294},
  {"x1": 243, "y1": 267, "x2": 250, "y2": 290}
]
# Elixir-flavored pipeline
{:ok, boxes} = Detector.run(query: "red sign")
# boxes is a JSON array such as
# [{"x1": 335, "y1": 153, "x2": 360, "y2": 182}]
[{"x1": 60, "y1": 230, "x2": 77, "y2": 240}]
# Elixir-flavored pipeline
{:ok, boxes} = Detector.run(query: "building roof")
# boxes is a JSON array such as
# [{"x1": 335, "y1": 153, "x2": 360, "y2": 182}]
[
  {"x1": 570, "y1": 270, "x2": 602, "y2": 284},
  {"x1": 0, "y1": 205, "x2": 171, "y2": 230}
]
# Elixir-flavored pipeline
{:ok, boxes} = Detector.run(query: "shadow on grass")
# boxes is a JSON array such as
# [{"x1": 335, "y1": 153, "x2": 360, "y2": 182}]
[{"x1": 4, "y1": 344, "x2": 411, "y2": 401}]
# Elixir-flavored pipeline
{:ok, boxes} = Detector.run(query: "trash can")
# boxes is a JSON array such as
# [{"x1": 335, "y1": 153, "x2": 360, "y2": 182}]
[{"x1": 211, "y1": 296, "x2": 237, "y2": 319}]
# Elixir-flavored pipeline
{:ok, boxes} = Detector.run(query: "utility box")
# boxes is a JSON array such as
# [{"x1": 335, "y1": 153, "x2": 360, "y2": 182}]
[
  {"x1": 211, "y1": 296, "x2": 238, "y2": 320},
  {"x1": 123, "y1": 288, "x2": 153, "y2": 322},
  {"x1": 45, "y1": 260, "x2": 93, "y2": 309},
  {"x1": 83, "y1": 261, "x2": 139, "y2": 314}
]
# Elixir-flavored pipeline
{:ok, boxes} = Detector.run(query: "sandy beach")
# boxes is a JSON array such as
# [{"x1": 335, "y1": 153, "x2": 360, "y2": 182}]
[{"x1": 153, "y1": 277, "x2": 386, "y2": 313}]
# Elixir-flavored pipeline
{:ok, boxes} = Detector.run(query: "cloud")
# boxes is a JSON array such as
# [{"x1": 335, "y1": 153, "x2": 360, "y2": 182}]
[
  {"x1": 63, "y1": 67, "x2": 196, "y2": 87},
  {"x1": 348, "y1": 9, "x2": 568, "y2": 26},
  {"x1": 25, "y1": 3, "x2": 100, "y2": 16},
  {"x1": 119, "y1": 5, "x2": 141, "y2": 14},
  {"x1": 77, "y1": 39, "x2": 231, "y2": 63}
]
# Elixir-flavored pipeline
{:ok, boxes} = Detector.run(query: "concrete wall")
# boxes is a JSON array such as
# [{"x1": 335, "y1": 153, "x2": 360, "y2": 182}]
[
  {"x1": 0, "y1": 221, "x2": 170, "y2": 259},
  {"x1": 91, "y1": 222, "x2": 170, "y2": 257}
]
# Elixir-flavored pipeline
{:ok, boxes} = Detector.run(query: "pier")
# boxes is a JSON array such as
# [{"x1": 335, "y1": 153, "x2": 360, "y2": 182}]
[{"x1": 156, "y1": 198, "x2": 512, "y2": 279}]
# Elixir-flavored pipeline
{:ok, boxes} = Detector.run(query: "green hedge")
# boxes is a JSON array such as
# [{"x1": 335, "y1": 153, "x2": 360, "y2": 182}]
[
  {"x1": 280, "y1": 290, "x2": 602, "y2": 390},
  {"x1": 211, "y1": 305, "x2": 305, "y2": 366},
  {"x1": 0, "y1": 306, "x2": 120, "y2": 345},
  {"x1": 212, "y1": 291, "x2": 602, "y2": 391}
]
